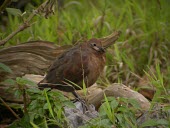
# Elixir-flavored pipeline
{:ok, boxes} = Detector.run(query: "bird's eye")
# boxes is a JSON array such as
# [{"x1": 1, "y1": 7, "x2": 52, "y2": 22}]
[{"x1": 92, "y1": 43, "x2": 96, "y2": 46}]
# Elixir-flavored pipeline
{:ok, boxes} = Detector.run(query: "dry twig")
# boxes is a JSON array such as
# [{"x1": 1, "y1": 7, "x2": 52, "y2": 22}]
[{"x1": 0, "y1": 97, "x2": 20, "y2": 119}]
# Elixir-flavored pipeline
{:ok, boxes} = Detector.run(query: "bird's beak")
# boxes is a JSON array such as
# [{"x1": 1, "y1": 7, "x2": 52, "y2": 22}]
[{"x1": 100, "y1": 31, "x2": 121, "y2": 49}]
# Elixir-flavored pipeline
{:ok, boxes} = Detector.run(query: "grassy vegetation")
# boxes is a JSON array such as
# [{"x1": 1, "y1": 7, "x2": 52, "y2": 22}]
[
  {"x1": 0, "y1": 0, "x2": 170, "y2": 127},
  {"x1": 2, "y1": 0, "x2": 170, "y2": 74}
]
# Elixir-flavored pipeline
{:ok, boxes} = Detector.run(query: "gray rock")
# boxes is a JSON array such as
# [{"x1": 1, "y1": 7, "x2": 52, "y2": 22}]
[{"x1": 64, "y1": 102, "x2": 98, "y2": 128}]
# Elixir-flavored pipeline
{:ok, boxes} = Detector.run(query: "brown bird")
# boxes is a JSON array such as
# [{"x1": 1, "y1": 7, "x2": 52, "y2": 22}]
[{"x1": 38, "y1": 31, "x2": 121, "y2": 99}]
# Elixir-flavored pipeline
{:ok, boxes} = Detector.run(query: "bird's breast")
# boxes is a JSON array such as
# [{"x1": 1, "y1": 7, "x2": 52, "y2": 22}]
[{"x1": 84, "y1": 53, "x2": 106, "y2": 87}]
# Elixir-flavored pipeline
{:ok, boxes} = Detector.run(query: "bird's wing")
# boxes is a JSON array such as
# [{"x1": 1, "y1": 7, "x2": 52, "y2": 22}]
[{"x1": 44, "y1": 47, "x2": 90, "y2": 89}]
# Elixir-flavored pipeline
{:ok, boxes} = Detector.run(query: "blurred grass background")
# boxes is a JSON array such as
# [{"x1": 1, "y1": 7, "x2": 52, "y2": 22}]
[
  {"x1": 0, "y1": 0, "x2": 170, "y2": 127},
  {"x1": 0, "y1": 0, "x2": 170, "y2": 91}
]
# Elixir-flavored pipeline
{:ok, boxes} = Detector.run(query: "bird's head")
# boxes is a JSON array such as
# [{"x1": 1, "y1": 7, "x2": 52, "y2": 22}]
[{"x1": 88, "y1": 31, "x2": 121, "y2": 53}]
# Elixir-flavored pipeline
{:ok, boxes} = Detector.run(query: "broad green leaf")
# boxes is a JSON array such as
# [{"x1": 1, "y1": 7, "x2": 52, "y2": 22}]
[
  {"x1": 115, "y1": 113, "x2": 124, "y2": 124},
  {"x1": 37, "y1": 96, "x2": 46, "y2": 101},
  {"x1": 29, "y1": 100, "x2": 38, "y2": 110},
  {"x1": 110, "y1": 98, "x2": 119, "y2": 109},
  {"x1": 63, "y1": 100, "x2": 75, "y2": 108},
  {"x1": 38, "y1": 108, "x2": 43, "y2": 114},
  {"x1": 14, "y1": 89, "x2": 22, "y2": 98},
  {"x1": 9, "y1": 114, "x2": 31, "y2": 127},
  {"x1": 1, "y1": 78, "x2": 16, "y2": 85},
  {"x1": 16, "y1": 77, "x2": 37, "y2": 86},
  {"x1": 99, "y1": 103, "x2": 108, "y2": 116},
  {"x1": 27, "y1": 88, "x2": 41, "y2": 94},
  {"x1": 97, "y1": 119, "x2": 112, "y2": 128},
  {"x1": 0, "y1": 63, "x2": 12, "y2": 73},
  {"x1": 6, "y1": 8, "x2": 22, "y2": 16},
  {"x1": 141, "y1": 119, "x2": 169, "y2": 127},
  {"x1": 43, "y1": 103, "x2": 48, "y2": 109},
  {"x1": 128, "y1": 98, "x2": 140, "y2": 109},
  {"x1": 117, "y1": 106, "x2": 128, "y2": 113},
  {"x1": 104, "y1": 97, "x2": 116, "y2": 102}
]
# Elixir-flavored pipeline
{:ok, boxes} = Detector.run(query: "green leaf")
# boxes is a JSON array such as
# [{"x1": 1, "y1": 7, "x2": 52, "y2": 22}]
[
  {"x1": 30, "y1": 121, "x2": 39, "y2": 128},
  {"x1": 44, "y1": 90, "x2": 55, "y2": 119},
  {"x1": 6, "y1": 8, "x2": 22, "y2": 16},
  {"x1": 9, "y1": 114, "x2": 32, "y2": 128},
  {"x1": 38, "y1": 108, "x2": 43, "y2": 114},
  {"x1": 16, "y1": 77, "x2": 37, "y2": 86},
  {"x1": 1, "y1": 79, "x2": 16, "y2": 85},
  {"x1": 104, "y1": 97, "x2": 116, "y2": 102},
  {"x1": 110, "y1": 98, "x2": 119, "y2": 109},
  {"x1": 0, "y1": 63, "x2": 12, "y2": 73},
  {"x1": 117, "y1": 106, "x2": 128, "y2": 113},
  {"x1": 29, "y1": 100, "x2": 38, "y2": 110},
  {"x1": 97, "y1": 119, "x2": 112, "y2": 128},
  {"x1": 115, "y1": 113, "x2": 124, "y2": 124},
  {"x1": 82, "y1": 79, "x2": 87, "y2": 95},
  {"x1": 99, "y1": 103, "x2": 108, "y2": 116},
  {"x1": 141, "y1": 119, "x2": 169, "y2": 127},
  {"x1": 103, "y1": 93, "x2": 115, "y2": 123},
  {"x1": 63, "y1": 100, "x2": 75, "y2": 108},
  {"x1": 43, "y1": 103, "x2": 48, "y2": 109},
  {"x1": 14, "y1": 89, "x2": 22, "y2": 98},
  {"x1": 27, "y1": 88, "x2": 41, "y2": 94},
  {"x1": 37, "y1": 96, "x2": 46, "y2": 101},
  {"x1": 128, "y1": 98, "x2": 140, "y2": 109}
]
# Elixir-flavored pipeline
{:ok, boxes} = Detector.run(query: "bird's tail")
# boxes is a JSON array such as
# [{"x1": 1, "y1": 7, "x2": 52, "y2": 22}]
[
  {"x1": 38, "y1": 80, "x2": 75, "y2": 92},
  {"x1": 37, "y1": 79, "x2": 51, "y2": 90},
  {"x1": 38, "y1": 83, "x2": 52, "y2": 90}
]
